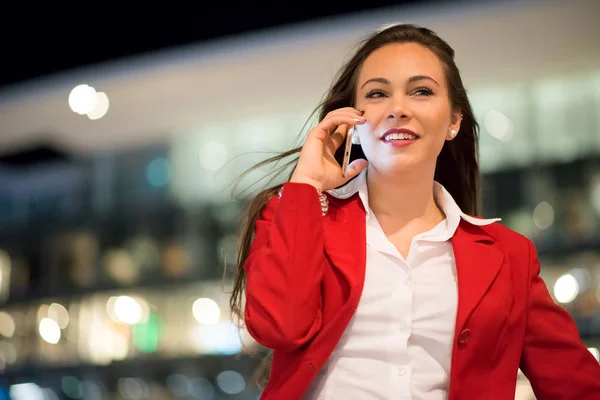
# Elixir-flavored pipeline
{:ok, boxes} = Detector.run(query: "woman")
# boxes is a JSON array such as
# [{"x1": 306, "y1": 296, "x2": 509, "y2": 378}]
[{"x1": 230, "y1": 24, "x2": 600, "y2": 399}]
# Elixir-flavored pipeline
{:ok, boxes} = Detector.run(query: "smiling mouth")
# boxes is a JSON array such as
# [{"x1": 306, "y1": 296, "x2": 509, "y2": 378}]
[
  {"x1": 381, "y1": 132, "x2": 419, "y2": 141},
  {"x1": 381, "y1": 128, "x2": 420, "y2": 142}
]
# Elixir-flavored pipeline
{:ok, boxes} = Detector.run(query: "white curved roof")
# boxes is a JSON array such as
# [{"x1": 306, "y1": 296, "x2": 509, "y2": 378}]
[{"x1": 0, "y1": 0, "x2": 598, "y2": 155}]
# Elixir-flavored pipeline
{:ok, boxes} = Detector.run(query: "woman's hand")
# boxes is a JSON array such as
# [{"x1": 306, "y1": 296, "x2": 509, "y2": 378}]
[{"x1": 290, "y1": 107, "x2": 368, "y2": 191}]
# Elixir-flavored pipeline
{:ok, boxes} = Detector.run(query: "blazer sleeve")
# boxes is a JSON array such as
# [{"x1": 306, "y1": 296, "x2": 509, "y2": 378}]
[
  {"x1": 520, "y1": 239, "x2": 600, "y2": 399},
  {"x1": 243, "y1": 182, "x2": 325, "y2": 352}
]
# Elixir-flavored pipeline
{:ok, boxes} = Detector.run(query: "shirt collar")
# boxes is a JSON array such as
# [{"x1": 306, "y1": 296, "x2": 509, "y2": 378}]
[{"x1": 327, "y1": 168, "x2": 500, "y2": 231}]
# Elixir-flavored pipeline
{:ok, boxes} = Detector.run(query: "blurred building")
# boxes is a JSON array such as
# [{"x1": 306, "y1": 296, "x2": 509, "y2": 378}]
[{"x1": 0, "y1": 0, "x2": 599, "y2": 399}]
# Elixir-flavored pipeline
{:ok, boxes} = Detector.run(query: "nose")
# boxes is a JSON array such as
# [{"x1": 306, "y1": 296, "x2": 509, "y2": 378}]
[{"x1": 387, "y1": 96, "x2": 412, "y2": 121}]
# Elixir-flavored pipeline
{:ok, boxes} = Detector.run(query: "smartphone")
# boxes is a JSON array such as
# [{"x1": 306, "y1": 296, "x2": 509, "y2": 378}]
[
  {"x1": 340, "y1": 127, "x2": 354, "y2": 178},
  {"x1": 334, "y1": 126, "x2": 366, "y2": 178}
]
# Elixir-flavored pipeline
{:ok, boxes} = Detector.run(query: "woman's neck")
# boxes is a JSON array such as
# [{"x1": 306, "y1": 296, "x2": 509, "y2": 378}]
[{"x1": 366, "y1": 165, "x2": 444, "y2": 226}]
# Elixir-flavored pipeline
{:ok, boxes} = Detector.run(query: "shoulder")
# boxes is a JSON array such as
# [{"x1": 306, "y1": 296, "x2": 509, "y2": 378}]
[
  {"x1": 480, "y1": 221, "x2": 530, "y2": 242},
  {"x1": 471, "y1": 220, "x2": 536, "y2": 259}
]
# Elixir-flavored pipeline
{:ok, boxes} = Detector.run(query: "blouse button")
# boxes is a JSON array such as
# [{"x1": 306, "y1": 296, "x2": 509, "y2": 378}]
[{"x1": 458, "y1": 328, "x2": 471, "y2": 344}]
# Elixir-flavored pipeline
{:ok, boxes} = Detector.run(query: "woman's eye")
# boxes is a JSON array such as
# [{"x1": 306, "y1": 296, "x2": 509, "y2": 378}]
[
  {"x1": 365, "y1": 87, "x2": 433, "y2": 98},
  {"x1": 365, "y1": 89, "x2": 387, "y2": 99},
  {"x1": 413, "y1": 87, "x2": 434, "y2": 96}
]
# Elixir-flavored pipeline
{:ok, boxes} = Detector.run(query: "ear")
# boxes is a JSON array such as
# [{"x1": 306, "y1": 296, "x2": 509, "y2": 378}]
[{"x1": 446, "y1": 110, "x2": 462, "y2": 141}]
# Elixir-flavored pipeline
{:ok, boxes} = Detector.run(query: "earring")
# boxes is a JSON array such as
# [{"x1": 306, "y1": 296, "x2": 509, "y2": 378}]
[
  {"x1": 351, "y1": 133, "x2": 361, "y2": 145},
  {"x1": 450, "y1": 129, "x2": 458, "y2": 139}
]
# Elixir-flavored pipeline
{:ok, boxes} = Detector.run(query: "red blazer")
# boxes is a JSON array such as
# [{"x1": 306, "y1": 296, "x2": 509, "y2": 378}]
[{"x1": 244, "y1": 182, "x2": 600, "y2": 399}]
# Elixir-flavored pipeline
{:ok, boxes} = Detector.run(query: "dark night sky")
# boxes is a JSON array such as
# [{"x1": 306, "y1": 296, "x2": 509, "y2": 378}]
[{"x1": 0, "y1": 0, "x2": 460, "y2": 90}]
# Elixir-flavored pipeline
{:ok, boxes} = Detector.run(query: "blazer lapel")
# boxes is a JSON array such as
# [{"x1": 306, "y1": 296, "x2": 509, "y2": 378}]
[
  {"x1": 451, "y1": 220, "x2": 504, "y2": 331},
  {"x1": 323, "y1": 194, "x2": 367, "y2": 303},
  {"x1": 324, "y1": 196, "x2": 504, "y2": 332}
]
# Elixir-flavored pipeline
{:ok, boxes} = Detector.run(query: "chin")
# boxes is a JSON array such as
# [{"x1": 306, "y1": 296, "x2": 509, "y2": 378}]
[
  {"x1": 375, "y1": 161, "x2": 420, "y2": 175},
  {"x1": 373, "y1": 154, "x2": 436, "y2": 175}
]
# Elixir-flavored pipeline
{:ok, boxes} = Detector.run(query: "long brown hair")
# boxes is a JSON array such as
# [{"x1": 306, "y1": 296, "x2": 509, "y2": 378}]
[{"x1": 229, "y1": 23, "x2": 481, "y2": 385}]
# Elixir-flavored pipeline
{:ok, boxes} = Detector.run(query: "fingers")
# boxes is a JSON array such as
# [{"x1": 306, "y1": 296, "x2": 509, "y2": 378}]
[
  {"x1": 329, "y1": 126, "x2": 349, "y2": 150},
  {"x1": 309, "y1": 108, "x2": 366, "y2": 142},
  {"x1": 343, "y1": 158, "x2": 369, "y2": 181}
]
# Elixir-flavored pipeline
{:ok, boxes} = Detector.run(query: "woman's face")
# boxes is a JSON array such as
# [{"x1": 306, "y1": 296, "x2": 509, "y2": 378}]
[{"x1": 354, "y1": 42, "x2": 461, "y2": 176}]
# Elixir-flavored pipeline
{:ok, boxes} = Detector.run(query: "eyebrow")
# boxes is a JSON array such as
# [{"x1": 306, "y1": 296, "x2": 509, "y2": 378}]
[{"x1": 360, "y1": 75, "x2": 440, "y2": 88}]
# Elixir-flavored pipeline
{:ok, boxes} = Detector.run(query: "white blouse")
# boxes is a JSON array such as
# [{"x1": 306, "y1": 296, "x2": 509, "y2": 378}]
[{"x1": 304, "y1": 169, "x2": 499, "y2": 400}]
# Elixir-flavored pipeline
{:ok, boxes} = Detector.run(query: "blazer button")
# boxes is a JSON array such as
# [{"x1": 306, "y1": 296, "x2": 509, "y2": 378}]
[{"x1": 458, "y1": 328, "x2": 471, "y2": 344}]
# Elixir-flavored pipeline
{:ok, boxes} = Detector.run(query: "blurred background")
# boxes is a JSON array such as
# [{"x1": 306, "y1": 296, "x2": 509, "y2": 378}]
[{"x1": 0, "y1": 0, "x2": 599, "y2": 399}]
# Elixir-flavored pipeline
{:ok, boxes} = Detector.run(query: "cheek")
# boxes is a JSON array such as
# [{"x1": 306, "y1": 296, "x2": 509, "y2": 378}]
[
  {"x1": 355, "y1": 126, "x2": 379, "y2": 159},
  {"x1": 426, "y1": 123, "x2": 450, "y2": 154},
  {"x1": 420, "y1": 107, "x2": 452, "y2": 138},
  {"x1": 361, "y1": 104, "x2": 387, "y2": 125},
  {"x1": 418, "y1": 107, "x2": 452, "y2": 155},
  {"x1": 357, "y1": 125, "x2": 378, "y2": 149},
  {"x1": 420, "y1": 104, "x2": 450, "y2": 126}
]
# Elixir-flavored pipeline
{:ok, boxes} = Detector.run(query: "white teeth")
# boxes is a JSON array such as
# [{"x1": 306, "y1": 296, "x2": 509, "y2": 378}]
[{"x1": 384, "y1": 133, "x2": 418, "y2": 141}]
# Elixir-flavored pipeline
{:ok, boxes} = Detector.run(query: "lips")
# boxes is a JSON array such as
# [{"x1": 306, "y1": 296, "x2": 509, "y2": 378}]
[{"x1": 381, "y1": 128, "x2": 420, "y2": 142}]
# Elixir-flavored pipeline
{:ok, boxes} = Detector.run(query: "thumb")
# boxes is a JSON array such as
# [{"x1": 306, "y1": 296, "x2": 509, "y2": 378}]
[{"x1": 344, "y1": 158, "x2": 368, "y2": 181}]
